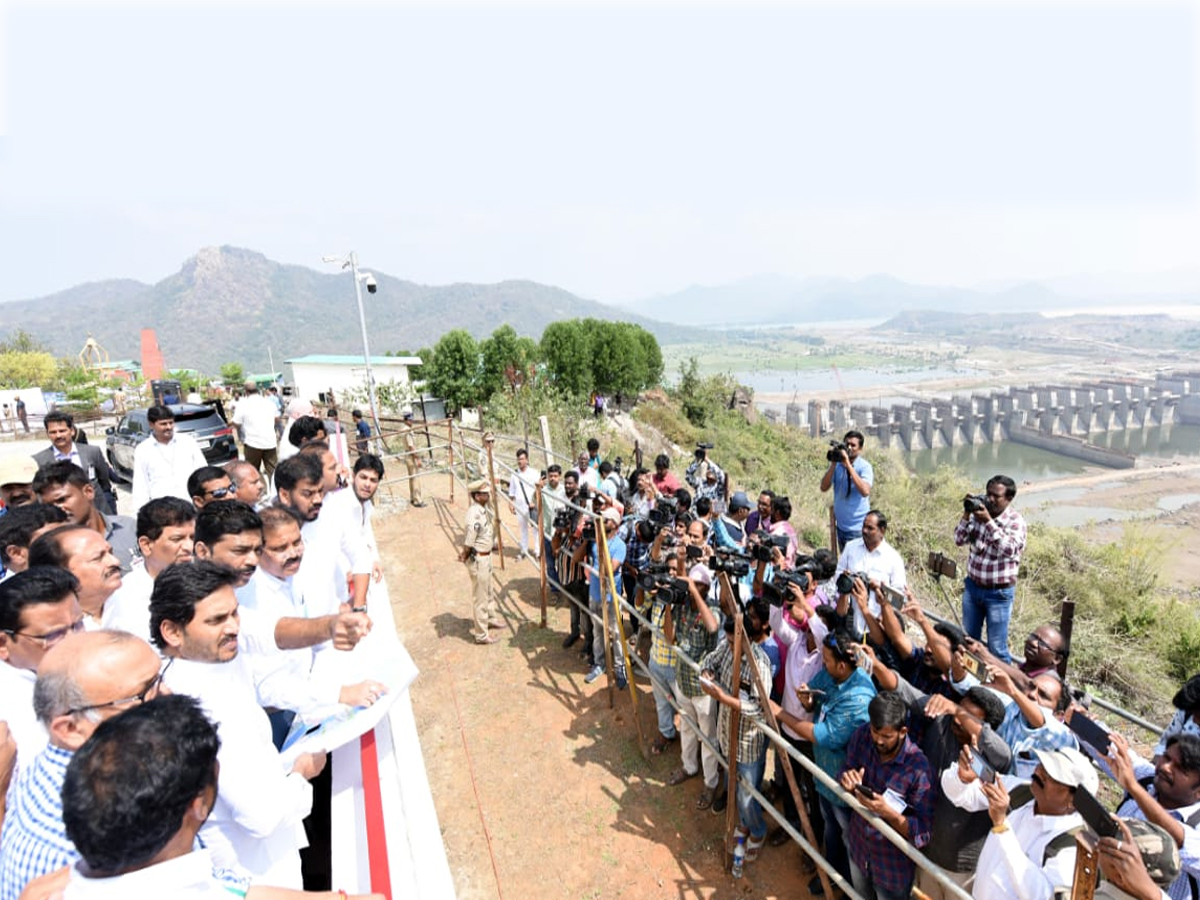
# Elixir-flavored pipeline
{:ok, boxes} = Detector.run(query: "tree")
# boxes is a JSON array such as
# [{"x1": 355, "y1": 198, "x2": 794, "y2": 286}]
[
  {"x1": 635, "y1": 327, "x2": 664, "y2": 388},
  {"x1": 0, "y1": 330, "x2": 48, "y2": 354},
  {"x1": 0, "y1": 351, "x2": 57, "y2": 388},
  {"x1": 539, "y1": 320, "x2": 592, "y2": 397},
  {"x1": 219, "y1": 362, "x2": 245, "y2": 385},
  {"x1": 424, "y1": 330, "x2": 482, "y2": 413},
  {"x1": 479, "y1": 325, "x2": 535, "y2": 399}
]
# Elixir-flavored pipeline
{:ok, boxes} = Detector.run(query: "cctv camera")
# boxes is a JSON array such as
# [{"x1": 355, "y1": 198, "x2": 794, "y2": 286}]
[{"x1": 364, "y1": 274, "x2": 378, "y2": 294}]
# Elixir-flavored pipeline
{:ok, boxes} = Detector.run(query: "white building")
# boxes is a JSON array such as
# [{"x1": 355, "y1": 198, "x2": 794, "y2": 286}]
[{"x1": 286, "y1": 354, "x2": 422, "y2": 407}]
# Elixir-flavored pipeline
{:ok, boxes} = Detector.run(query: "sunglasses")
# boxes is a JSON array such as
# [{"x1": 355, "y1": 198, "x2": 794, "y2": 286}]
[{"x1": 206, "y1": 485, "x2": 236, "y2": 499}]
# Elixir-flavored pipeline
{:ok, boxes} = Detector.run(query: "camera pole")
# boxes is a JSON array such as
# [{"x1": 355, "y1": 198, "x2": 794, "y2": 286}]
[
  {"x1": 731, "y1": 604, "x2": 834, "y2": 899},
  {"x1": 827, "y1": 506, "x2": 837, "y2": 554},
  {"x1": 447, "y1": 421, "x2": 455, "y2": 502},
  {"x1": 597, "y1": 526, "x2": 648, "y2": 755}
]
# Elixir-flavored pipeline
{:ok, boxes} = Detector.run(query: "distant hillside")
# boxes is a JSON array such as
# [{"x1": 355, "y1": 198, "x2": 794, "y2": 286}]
[
  {"x1": 0, "y1": 246, "x2": 707, "y2": 374},
  {"x1": 625, "y1": 273, "x2": 1126, "y2": 327}
]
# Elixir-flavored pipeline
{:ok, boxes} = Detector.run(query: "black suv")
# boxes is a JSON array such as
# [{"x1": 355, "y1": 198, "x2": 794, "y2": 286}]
[{"x1": 106, "y1": 404, "x2": 238, "y2": 481}]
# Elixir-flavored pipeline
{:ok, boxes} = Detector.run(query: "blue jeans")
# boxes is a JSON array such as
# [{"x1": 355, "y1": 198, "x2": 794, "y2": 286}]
[
  {"x1": 836, "y1": 527, "x2": 861, "y2": 553},
  {"x1": 543, "y1": 537, "x2": 560, "y2": 593},
  {"x1": 736, "y1": 754, "x2": 768, "y2": 840},
  {"x1": 818, "y1": 795, "x2": 853, "y2": 883},
  {"x1": 648, "y1": 659, "x2": 677, "y2": 740},
  {"x1": 850, "y1": 858, "x2": 912, "y2": 900},
  {"x1": 961, "y1": 576, "x2": 1015, "y2": 663}
]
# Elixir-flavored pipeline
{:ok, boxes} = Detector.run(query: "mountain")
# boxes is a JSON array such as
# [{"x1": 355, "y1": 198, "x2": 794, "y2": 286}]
[
  {"x1": 623, "y1": 271, "x2": 1196, "y2": 327},
  {"x1": 0, "y1": 246, "x2": 707, "y2": 374}
]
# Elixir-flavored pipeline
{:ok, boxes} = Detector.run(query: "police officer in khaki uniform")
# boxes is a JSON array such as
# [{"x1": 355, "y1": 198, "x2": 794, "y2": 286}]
[
  {"x1": 460, "y1": 479, "x2": 501, "y2": 643},
  {"x1": 400, "y1": 411, "x2": 426, "y2": 508}
]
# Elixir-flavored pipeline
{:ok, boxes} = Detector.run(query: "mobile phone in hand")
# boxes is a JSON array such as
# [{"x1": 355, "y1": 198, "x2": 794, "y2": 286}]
[
  {"x1": 968, "y1": 747, "x2": 996, "y2": 784},
  {"x1": 853, "y1": 783, "x2": 877, "y2": 799},
  {"x1": 880, "y1": 583, "x2": 906, "y2": 612},
  {"x1": 1074, "y1": 785, "x2": 1121, "y2": 839},
  {"x1": 1067, "y1": 713, "x2": 1112, "y2": 757}
]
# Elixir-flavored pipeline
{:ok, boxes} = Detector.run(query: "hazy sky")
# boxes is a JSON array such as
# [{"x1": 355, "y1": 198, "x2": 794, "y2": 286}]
[{"x1": 1, "y1": 0, "x2": 1196, "y2": 304}]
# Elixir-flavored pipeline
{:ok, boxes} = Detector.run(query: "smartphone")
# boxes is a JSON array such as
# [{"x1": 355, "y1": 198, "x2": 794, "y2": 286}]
[
  {"x1": 880, "y1": 583, "x2": 906, "y2": 612},
  {"x1": 968, "y1": 747, "x2": 996, "y2": 784},
  {"x1": 853, "y1": 783, "x2": 877, "y2": 799},
  {"x1": 1074, "y1": 785, "x2": 1121, "y2": 839},
  {"x1": 1067, "y1": 713, "x2": 1112, "y2": 757},
  {"x1": 960, "y1": 650, "x2": 991, "y2": 683}
]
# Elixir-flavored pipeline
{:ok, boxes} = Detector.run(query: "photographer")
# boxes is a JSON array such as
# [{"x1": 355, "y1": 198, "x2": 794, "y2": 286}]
[
  {"x1": 834, "y1": 510, "x2": 906, "y2": 639},
  {"x1": 539, "y1": 465, "x2": 567, "y2": 595},
  {"x1": 765, "y1": 566, "x2": 832, "y2": 848},
  {"x1": 662, "y1": 519, "x2": 722, "y2": 809},
  {"x1": 698, "y1": 594, "x2": 774, "y2": 867},
  {"x1": 627, "y1": 467, "x2": 657, "y2": 520},
  {"x1": 685, "y1": 444, "x2": 726, "y2": 513},
  {"x1": 574, "y1": 508, "x2": 629, "y2": 687},
  {"x1": 555, "y1": 472, "x2": 593, "y2": 653},
  {"x1": 819, "y1": 430, "x2": 874, "y2": 552},
  {"x1": 954, "y1": 475, "x2": 1027, "y2": 663}
]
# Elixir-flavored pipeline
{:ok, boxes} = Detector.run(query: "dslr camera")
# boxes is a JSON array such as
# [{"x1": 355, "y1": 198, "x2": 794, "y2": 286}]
[
  {"x1": 749, "y1": 530, "x2": 789, "y2": 563},
  {"x1": 835, "y1": 570, "x2": 869, "y2": 596},
  {"x1": 826, "y1": 440, "x2": 848, "y2": 463},
  {"x1": 963, "y1": 493, "x2": 988, "y2": 514}
]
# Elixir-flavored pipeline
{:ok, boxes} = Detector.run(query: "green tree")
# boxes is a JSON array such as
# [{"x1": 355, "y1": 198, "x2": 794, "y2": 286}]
[
  {"x1": 425, "y1": 330, "x2": 481, "y2": 413},
  {"x1": 539, "y1": 320, "x2": 592, "y2": 397},
  {"x1": 479, "y1": 325, "x2": 535, "y2": 399},
  {"x1": 635, "y1": 327, "x2": 664, "y2": 388},
  {"x1": 219, "y1": 362, "x2": 245, "y2": 385},
  {"x1": 0, "y1": 350, "x2": 57, "y2": 388}
]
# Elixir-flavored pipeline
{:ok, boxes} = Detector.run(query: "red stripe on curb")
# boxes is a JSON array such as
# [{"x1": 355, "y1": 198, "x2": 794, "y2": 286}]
[{"x1": 360, "y1": 729, "x2": 392, "y2": 898}]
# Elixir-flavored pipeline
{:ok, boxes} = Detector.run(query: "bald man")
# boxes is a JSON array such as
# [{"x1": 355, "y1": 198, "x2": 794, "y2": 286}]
[{"x1": 0, "y1": 630, "x2": 165, "y2": 900}]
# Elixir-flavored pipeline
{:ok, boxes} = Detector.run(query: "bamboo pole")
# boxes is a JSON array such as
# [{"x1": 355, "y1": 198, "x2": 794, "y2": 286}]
[
  {"x1": 719, "y1": 574, "x2": 743, "y2": 869},
  {"x1": 732, "y1": 609, "x2": 833, "y2": 899},
  {"x1": 594, "y1": 512, "x2": 616, "y2": 709},
  {"x1": 598, "y1": 525, "x2": 646, "y2": 754},
  {"x1": 484, "y1": 433, "x2": 505, "y2": 571},
  {"x1": 447, "y1": 420, "x2": 455, "y2": 502},
  {"x1": 537, "y1": 486, "x2": 548, "y2": 627}
]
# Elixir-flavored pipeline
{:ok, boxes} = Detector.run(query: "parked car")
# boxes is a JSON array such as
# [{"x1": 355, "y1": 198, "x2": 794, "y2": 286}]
[{"x1": 105, "y1": 404, "x2": 238, "y2": 481}]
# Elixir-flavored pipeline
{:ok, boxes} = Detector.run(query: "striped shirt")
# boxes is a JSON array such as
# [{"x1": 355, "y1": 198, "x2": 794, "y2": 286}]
[
  {"x1": 0, "y1": 744, "x2": 77, "y2": 900},
  {"x1": 954, "y1": 506, "x2": 1027, "y2": 587}
]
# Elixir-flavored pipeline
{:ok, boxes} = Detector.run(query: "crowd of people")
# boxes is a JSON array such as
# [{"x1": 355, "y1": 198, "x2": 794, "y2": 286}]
[
  {"x1": 495, "y1": 433, "x2": 1200, "y2": 900},
  {"x1": 0, "y1": 400, "x2": 400, "y2": 898}
]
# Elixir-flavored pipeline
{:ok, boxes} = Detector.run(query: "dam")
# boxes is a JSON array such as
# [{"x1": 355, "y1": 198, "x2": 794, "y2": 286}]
[{"x1": 765, "y1": 371, "x2": 1200, "y2": 469}]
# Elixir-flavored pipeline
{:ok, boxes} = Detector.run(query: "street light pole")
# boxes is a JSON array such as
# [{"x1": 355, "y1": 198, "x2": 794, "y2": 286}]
[{"x1": 323, "y1": 251, "x2": 382, "y2": 445}]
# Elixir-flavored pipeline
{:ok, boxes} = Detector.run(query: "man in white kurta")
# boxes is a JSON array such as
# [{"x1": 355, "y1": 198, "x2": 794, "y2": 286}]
[
  {"x1": 131, "y1": 406, "x2": 208, "y2": 512},
  {"x1": 152, "y1": 560, "x2": 326, "y2": 888}
]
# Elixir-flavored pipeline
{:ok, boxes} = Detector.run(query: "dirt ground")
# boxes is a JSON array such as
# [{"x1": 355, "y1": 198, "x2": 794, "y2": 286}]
[{"x1": 375, "y1": 475, "x2": 818, "y2": 900}]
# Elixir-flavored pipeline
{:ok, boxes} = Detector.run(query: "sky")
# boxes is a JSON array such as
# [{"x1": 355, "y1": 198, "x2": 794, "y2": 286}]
[{"x1": 0, "y1": 0, "x2": 1197, "y2": 305}]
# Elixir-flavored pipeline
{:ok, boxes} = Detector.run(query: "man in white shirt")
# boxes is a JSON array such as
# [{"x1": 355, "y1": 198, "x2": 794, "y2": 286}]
[
  {"x1": 150, "y1": 561, "x2": 327, "y2": 888},
  {"x1": 57, "y1": 693, "x2": 385, "y2": 900},
  {"x1": 0, "y1": 568, "x2": 83, "y2": 774},
  {"x1": 102, "y1": 498, "x2": 195, "y2": 643},
  {"x1": 507, "y1": 448, "x2": 541, "y2": 561},
  {"x1": 27, "y1": 526, "x2": 123, "y2": 629},
  {"x1": 131, "y1": 406, "x2": 208, "y2": 513},
  {"x1": 233, "y1": 382, "x2": 280, "y2": 480},
  {"x1": 942, "y1": 744, "x2": 1097, "y2": 900},
  {"x1": 834, "y1": 509, "x2": 907, "y2": 637}
]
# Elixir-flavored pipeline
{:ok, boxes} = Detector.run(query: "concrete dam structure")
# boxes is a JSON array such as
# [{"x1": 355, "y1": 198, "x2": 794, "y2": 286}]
[{"x1": 773, "y1": 371, "x2": 1200, "y2": 470}]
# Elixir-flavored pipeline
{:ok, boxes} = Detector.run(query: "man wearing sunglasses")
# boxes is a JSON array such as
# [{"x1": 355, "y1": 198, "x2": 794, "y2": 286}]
[
  {"x1": 31, "y1": 461, "x2": 137, "y2": 575},
  {"x1": 0, "y1": 629, "x2": 165, "y2": 900},
  {"x1": 0, "y1": 567, "x2": 84, "y2": 781},
  {"x1": 187, "y1": 465, "x2": 237, "y2": 510}
]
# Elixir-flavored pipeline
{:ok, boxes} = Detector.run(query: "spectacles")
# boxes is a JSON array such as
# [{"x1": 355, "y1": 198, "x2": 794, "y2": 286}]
[
  {"x1": 1027, "y1": 633, "x2": 1060, "y2": 654},
  {"x1": 66, "y1": 657, "x2": 173, "y2": 716},
  {"x1": 4, "y1": 617, "x2": 86, "y2": 649},
  {"x1": 206, "y1": 486, "x2": 235, "y2": 499}
]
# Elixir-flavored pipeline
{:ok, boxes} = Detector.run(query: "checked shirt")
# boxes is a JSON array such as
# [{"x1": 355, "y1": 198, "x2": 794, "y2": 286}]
[
  {"x1": 700, "y1": 637, "x2": 773, "y2": 764},
  {"x1": 0, "y1": 744, "x2": 77, "y2": 900},
  {"x1": 954, "y1": 505, "x2": 1027, "y2": 587}
]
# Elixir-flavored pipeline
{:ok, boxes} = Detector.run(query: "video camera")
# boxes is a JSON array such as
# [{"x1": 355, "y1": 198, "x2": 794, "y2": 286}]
[
  {"x1": 763, "y1": 554, "x2": 820, "y2": 607},
  {"x1": 826, "y1": 440, "x2": 848, "y2": 463},
  {"x1": 638, "y1": 562, "x2": 690, "y2": 607},
  {"x1": 749, "y1": 530, "x2": 789, "y2": 562},
  {"x1": 647, "y1": 495, "x2": 678, "y2": 532},
  {"x1": 709, "y1": 547, "x2": 751, "y2": 579},
  {"x1": 694, "y1": 441, "x2": 714, "y2": 460}
]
